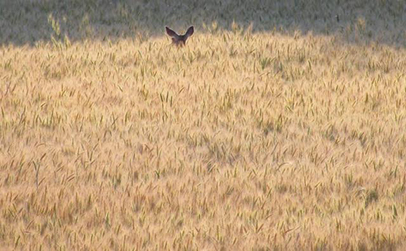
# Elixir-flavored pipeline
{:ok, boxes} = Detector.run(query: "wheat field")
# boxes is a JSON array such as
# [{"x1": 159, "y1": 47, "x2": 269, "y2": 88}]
[{"x1": 1, "y1": 0, "x2": 406, "y2": 250}]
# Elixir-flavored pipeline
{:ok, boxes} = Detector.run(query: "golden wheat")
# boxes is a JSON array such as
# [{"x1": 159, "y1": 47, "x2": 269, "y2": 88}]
[{"x1": 1, "y1": 0, "x2": 406, "y2": 250}]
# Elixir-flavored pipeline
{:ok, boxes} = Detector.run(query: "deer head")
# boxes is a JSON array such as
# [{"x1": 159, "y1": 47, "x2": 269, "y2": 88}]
[{"x1": 165, "y1": 26, "x2": 194, "y2": 46}]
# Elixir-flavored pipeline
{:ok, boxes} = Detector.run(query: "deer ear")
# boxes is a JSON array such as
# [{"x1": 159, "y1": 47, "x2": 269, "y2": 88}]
[
  {"x1": 185, "y1": 26, "x2": 194, "y2": 38},
  {"x1": 165, "y1": 27, "x2": 178, "y2": 37}
]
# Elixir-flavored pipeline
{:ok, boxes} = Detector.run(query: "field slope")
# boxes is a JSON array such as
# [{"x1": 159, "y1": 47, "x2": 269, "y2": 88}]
[{"x1": 1, "y1": 0, "x2": 406, "y2": 250}]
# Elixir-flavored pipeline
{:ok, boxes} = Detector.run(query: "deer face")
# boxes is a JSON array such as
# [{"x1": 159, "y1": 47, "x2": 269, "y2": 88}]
[{"x1": 165, "y1": 26, "x2": 194, "y2": 46}]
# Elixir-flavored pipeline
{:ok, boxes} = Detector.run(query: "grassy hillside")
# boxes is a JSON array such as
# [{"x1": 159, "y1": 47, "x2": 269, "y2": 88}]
[{"x1": 1, "y1": 0, "x2": 406, "y2": 250}]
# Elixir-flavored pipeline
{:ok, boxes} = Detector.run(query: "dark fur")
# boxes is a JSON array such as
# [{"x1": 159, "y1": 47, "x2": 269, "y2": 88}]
[{"x1": 165, "y1": 26, "x2": 194, "y2": 46}]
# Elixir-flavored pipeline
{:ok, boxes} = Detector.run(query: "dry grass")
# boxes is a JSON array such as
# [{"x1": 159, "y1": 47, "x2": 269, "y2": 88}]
[{"x1": 1, "y1": 0, "x2": 406, "y2": 250}]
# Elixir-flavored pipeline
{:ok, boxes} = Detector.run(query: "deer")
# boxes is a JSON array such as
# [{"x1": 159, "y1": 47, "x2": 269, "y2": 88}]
[{"x1": 165, "y1": 26, "x2": 194, "y2": 46}]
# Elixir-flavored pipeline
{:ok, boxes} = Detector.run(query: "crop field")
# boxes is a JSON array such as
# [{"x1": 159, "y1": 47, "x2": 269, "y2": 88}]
[{"x1": 1, "y1": 0, "x2": 406, "y2": 250}]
